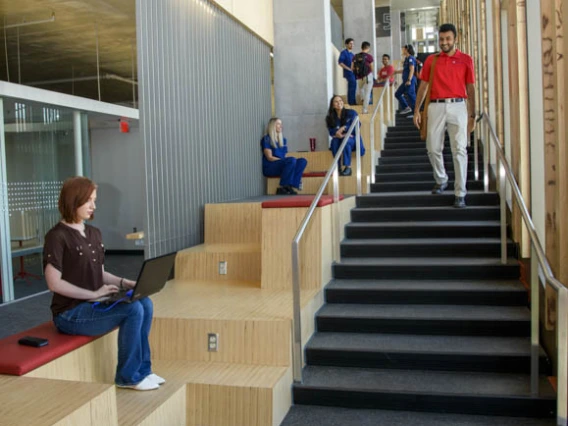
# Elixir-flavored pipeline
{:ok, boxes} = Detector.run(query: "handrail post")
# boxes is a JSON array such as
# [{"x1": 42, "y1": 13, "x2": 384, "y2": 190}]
[
  {"x1": 291, "y1": 241, "x2": 303, "y2": 383},
  {"x1": 499, "y1": 160, "x2": 507, "y2": 264},
  {"x1": 355, "y1": 117, "x2": 362, "y2": 196},
  {"x1": 530, "y1": 243, "x2": 539, "y2": 396},
  {"x1": 557, "y1": 287, "x2": 568, "y2": 425},
  {"x1": 333, "y1": 165, "x2": 340, "y2": 262},
  {"x1": 483, "y1": 116, "x2": 489, "y2": 192},
  {"x1": 370, "y1": 107, "x2": 376, "y2": 185},
  {"x1": 474, "y1": 125, "x2": 479, "y2": 181}
]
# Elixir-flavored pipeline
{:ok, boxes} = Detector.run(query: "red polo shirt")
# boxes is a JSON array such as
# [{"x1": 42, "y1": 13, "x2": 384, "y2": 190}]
[{"x1": 421, "y1": 50, "x2": 475, "y2": 100}]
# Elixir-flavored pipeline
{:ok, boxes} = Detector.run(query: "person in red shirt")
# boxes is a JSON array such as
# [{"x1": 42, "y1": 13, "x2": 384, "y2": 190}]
[
  {"x1": 413, "y1": 23, "x2": 476, "y2": 209},
  {"x1": 376, "y1": 54, "x2": 395, "y2": 87}
]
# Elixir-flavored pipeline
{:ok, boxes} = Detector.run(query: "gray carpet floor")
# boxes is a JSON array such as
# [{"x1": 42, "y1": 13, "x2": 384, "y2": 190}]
[{"x1": 0, "y1": 253, "x2": 144, "y2": 339}]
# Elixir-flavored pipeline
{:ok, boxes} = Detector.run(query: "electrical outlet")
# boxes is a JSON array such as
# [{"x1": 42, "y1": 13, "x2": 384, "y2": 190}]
[
  {"x1": 218, "y1": 261, "x2": 227, "y2": 275},
  {"x1": 207, "y1": 333, "x2": 219, "y2": 352},
  {"x1": 134, "y1": 239, "x2": 144, "y2": 246}
]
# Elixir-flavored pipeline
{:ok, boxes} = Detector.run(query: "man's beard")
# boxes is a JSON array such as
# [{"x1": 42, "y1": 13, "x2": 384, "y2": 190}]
[{"x1": 440, "y1": 43, "x2": 455, "y2": 53}]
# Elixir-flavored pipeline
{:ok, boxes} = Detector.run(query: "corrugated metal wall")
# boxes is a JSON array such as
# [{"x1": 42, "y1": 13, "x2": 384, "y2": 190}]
[{"x1": 136, "y1": 0, "x2": 272, "y2": 257}]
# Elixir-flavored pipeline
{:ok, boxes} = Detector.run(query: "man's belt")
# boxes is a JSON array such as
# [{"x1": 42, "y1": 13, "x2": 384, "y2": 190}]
[{"x1": 430, "y1": 98, "x2": 465, "y2": 103}]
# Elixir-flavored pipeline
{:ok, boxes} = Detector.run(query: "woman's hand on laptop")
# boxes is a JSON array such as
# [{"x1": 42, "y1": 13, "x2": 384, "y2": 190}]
[
  {"x1": 94, "y1": 284, "x2": 119, "y2": 298},
  {"x1": 123, "y1": 279, "x2": 136, "y2": 289}
]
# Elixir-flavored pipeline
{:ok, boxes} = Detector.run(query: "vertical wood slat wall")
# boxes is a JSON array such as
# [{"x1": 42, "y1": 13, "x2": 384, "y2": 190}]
[
  {"x1": 443, "y1": 0, "x2": 568, "y2": 283},
  {"x1": 136, "y1": 0, "x2": 272, "y2": 258}
]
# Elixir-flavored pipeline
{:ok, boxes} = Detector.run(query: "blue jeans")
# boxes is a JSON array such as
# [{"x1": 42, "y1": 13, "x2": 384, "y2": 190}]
[
  {"x1": 54, "y1": 297, "x2": 154, "y2": 386},
  {"x1": 346, "y1": 74, "x2": 357, "y2": 105},
  {"x1": 395, "y1": 79, "x2": 417, "y2": 110},
  {"x1": 263, "y1": 157, "x2": 307, "y2": 188}
]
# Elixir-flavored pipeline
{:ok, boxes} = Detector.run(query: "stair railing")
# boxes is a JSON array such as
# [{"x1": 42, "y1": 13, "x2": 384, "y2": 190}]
[
  {"x1": 290, "y1": 116, "x2": 359, "y2": 383},
  {"x1": 369, "y1": 83, "x2": 393, "y2": 185},
  {"x1": 478, "y1": 111, "x2": 568, "y2": 425}
]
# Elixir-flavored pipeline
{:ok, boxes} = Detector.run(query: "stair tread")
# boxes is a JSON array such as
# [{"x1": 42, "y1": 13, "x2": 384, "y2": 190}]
[
  {"x1": 353, "y1": 206, "x2": 498, "y2": 212},
  {"x1": 281, "y1": 406, "x2": 556, "y2": 426},
  {"x1": 318, "y1": 303, "x2": 529, "y2": 320},
  {"x1": 307, "y1": 332, "x2": 539, "y2": 356},
  {"x1": 361, "y1": 190, "x2": 494, "y2": 197},
  {"x1": 298, "y1": 366, "x2": 554, "y2": 398},
  {"x1": 327, "y1": 279, "x2": 525, "y2": 292},
  {"x1": 346, "y1": 221, "x2": 500, "y2": 228},
  {"x1": 341, "y1": 238, "x2": 512, "y2": 245},
  {"x1": 336, "y1": 257, "x2": 517, "y2": 266}
]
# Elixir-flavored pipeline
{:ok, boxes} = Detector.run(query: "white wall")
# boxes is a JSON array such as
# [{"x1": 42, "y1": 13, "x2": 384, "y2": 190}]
[
  {"x1": 332, "y1": 44, "x2": 348, "y2": 98},
  {"x1": 90, "y1": 123, "x2": 145, "y2": 251}
]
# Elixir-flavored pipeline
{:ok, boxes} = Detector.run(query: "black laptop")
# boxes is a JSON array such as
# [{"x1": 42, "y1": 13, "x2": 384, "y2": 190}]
[{"x1": 92, "y1": 252, "x2": 176, "y2": 304}]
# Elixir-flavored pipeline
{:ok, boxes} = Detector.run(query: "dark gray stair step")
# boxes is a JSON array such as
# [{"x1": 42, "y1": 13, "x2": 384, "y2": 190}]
[
  {"x1": 340, "y1": 238, "x2": 517, "y2": 258},
  {"x1": 375, "y1": 171, "x2": 476, "y2": 182},
  {"x1": 351, "y1": 206, "x2": 500, "y2": 222},
  {"x1": 371, "y1": 180, "x2": 484, "y2": 193},
  {"x1": 305, "y1": 332, "x2": 549, "y2": 374},
  {"x1": 379, "y1": 154, "x2": 478, "y2": 164},
  {"x1": 376, "y1": 162, "x2": 483, "y2": 173},
  {"x1": 384, "y1": 142, "x2": 465, "y2": 150},
  {"x1": 316, "y1": 302, "x2": 528, "y2": 336},
  {"x1": 344, "y1": 221, "x2": 502, "y2": 239},
  {"x1": 281, "y1": 405, "x2": 556, "y2": 426},
  {"x1": 382, "y1": 147, "x2": 460, "y2": 157},
  {"x1": 355, "y1": 191, "x2": 499, "y2": 208},
  {"x1": 333, "y1": 257, "x2": 520, "y2": 280},
  {"x1": 293, "y1": 366, "x2": 555, "y2": 417},
  {"x1": 325, "y1": 279, "x2": 527, "y2": 306}
]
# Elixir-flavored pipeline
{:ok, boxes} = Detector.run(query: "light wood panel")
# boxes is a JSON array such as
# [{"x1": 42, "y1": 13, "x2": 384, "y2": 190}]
[
  {"x1": 261, "y1": 206, "x2": 325, "y2": 290},
  {"x1": 204, "y1": 202, "x2": 262, "y2": 244},
  {"x1": 25, "y1": 330, "x2": 118, "y2": 383},
  {"x1": 560, "y1": 0, "x2": 568, "y2": 284},
  {"x1": 0, "y1": 376, "x2": 117, "y2": 426},
  {"x1": 117, "y1": 382, "x2": 186, "y2": 426},
  {"x1": 175, "y1": 243, "x2": 261, "y2": 283}
]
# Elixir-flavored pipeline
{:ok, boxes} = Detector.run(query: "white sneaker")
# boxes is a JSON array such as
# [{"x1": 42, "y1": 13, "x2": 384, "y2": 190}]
[
  {"x1": 117, "y1": 377, "x2": 159, "y2": 391},
  {"x1": 147, "y1": 373, "x2": 166, "y2": 385},
  {"x1": 400, "y1": 107, "x2": 412, "y2": 115}
]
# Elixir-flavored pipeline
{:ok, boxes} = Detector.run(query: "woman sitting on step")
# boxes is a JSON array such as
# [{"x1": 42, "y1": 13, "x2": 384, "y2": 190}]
[
  {"x1": 325, "y1": 95, "x2": 365, "y2": 176},
  {"x1": 261, "y1": 117, "x2": 307, "y2": 195},
  {"x1": 43, "y1": 176, "x2": 164, "y2": 391}
]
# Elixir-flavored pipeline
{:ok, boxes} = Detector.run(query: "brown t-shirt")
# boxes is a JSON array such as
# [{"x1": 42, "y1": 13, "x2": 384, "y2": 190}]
[{"x1": 43, "y1": 222, "x2": 105, "y2": 317}]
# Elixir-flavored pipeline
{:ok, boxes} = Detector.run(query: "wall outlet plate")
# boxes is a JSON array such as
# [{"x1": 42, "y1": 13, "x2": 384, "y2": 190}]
[
  {"x1": 134, "y1": 239, "x2": 145, "y2": 246},
  {"x1": 218, "y1": 261, "x2": 227, "y2": 275},
  {"x1": 207, "y1": 333, "x2": 219, "y2": 352}
]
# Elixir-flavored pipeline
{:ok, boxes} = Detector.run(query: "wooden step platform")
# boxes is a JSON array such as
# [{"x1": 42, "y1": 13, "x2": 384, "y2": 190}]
[{"x1": 0, "y1": 375, "x2": 117, "y2": 426}]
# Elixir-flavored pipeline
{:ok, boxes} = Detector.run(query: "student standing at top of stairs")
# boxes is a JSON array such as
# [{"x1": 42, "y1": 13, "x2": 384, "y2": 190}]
[
  {"x1": 414, "y1": 23, "x2": 476, "y2": 209},
  {"x1": 261, "y1": 117, "x2": 307, "y2": 195},
  {"x1": 338, "y1": 38, "x2": 357, "y2": 106}
]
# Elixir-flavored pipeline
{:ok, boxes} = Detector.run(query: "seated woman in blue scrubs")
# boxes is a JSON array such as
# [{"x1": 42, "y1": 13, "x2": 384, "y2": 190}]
[
  {"x1": 261, "y1": 117, "x2": 307, "y2": 195},
  {"x1": 325, "y1": 95, "x2": 365, "y2": 176}
]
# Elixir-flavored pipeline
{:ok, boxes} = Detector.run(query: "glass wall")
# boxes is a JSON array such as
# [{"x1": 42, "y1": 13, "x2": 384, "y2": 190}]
[{"x1": 1, "y1": 99, "x2": 88, "y2": 302}]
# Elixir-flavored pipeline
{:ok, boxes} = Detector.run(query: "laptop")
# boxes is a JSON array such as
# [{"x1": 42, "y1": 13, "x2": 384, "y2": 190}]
[{"x1": 91, "y1": 252, "x2": 176, "y2": 304}]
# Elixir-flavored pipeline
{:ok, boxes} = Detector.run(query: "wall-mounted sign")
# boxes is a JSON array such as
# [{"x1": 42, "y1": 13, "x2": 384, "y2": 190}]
[{"x1": 375, "y1": 7, "x2": 391, "y2": 38}]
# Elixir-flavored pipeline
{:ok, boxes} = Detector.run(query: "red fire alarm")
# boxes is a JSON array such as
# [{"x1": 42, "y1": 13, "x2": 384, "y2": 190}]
[{"x1": 119, "y1": 118, "x2": 130, "y2": 133}]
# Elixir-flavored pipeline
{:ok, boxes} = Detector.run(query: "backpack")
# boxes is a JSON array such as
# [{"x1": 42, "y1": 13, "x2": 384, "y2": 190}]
[{"x1": 353, "y1": 53, "x2": 370, "y2": 78}]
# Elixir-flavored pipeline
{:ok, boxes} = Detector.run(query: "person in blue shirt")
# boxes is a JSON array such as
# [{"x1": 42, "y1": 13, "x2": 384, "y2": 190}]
[
  {"x1": 325, "y1": 95, "x2": 365, "y2": 176},
  {"x1": 395, "y1": 44, "x2": 417, "y2": 115},
  {"x1": 261, "y1": 118, "x2": 307, "y2": 195},
  {"x1": 338, "y1": 38, "x2": 356, "y2": 106}
]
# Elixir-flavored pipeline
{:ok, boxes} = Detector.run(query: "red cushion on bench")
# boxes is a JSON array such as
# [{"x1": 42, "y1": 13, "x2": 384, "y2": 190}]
[
  {"x1": 302, "y1": 172, "x2": 326, "y2": 177},
  {"x1": 0, "y1": 322, "x2": 102, "y2": 376},
  {"x1": 262, "y1": 195, "x2": 344, "y2": 208}
]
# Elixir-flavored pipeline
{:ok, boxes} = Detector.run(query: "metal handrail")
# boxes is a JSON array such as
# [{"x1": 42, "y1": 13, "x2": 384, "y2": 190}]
[
  {"x1": 290, "y1": 89, "x2": 392, "y2": 384},
  {"x1": 369, "y1": 84, "x2": 392, "y2": 185},
  {"x1": 479, "y1": 112, "x2": 567, "y2": 425}
]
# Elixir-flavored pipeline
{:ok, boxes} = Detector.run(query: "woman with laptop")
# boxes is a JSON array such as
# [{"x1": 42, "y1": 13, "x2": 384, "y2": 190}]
[{"x1": 43, "y1": 176, "x2": 164, "y2": 391}]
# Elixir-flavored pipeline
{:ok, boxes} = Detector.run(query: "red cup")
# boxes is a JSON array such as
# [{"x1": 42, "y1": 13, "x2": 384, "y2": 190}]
[{"x1": 309, "y1": 138, "x2": 316, "y2": 152}]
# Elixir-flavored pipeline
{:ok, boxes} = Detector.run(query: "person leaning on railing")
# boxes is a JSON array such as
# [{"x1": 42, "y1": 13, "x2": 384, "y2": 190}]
[
  {"x1": 261, "y1": 117, "x2": 307, "y2": 195},
  {"x1": 325, "y1": 95, "x2": 366, "y2": 177}
]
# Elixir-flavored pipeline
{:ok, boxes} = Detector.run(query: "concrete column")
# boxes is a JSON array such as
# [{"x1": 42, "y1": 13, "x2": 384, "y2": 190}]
[
  {"x1": 273, "y1": 0, "x2": 333, "y2": 152},
  {"x1": 390, "y1": 11, "x2": 403, "y2": 63},
  {"x1": 375, "y1": 2, "x2": 392, "y2": 58},
  {"x1": 343, "y1": 0, "x2": 377, "y2": 72}
]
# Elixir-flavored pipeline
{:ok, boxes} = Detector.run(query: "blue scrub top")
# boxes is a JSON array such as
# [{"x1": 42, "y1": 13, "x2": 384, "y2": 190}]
[
  {"x1": 261, "y1": 135, "x2": 288, "y2": 163},
  {"x1": 402, "y1": 55, "x2": 417, "y2": 82},
  {"x1": 326, "y1": 109, "x2": 366, "y2": 156},
  {"x1": 338, "y1": 49, "x2": 354, "y2": 79}
]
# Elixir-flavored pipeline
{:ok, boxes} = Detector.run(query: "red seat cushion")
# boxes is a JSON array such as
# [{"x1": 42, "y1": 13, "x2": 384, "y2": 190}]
[
  {"x1": 0, "y1": 322, "x2": 103, "y2": 376},
  {"x1": 302, "y1": 172, "x2": 326, "y2": 177},
  {"x1": 262, "y1": 195, "x2": 344, "y2": 208}
]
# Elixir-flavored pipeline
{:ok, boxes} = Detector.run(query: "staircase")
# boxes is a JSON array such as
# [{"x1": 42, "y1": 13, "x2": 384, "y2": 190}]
[{"x1": 280, "y1": 114, "x2": 557, "y2": 425}]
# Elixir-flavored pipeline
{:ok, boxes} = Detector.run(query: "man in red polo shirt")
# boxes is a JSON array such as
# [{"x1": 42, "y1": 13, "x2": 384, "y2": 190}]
[{"x1": 413, "y1": 23, "x2": 476, "y2": 208}]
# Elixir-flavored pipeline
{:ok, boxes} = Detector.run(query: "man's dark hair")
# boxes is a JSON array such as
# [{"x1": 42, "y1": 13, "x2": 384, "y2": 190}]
[
  {"x1": 439, "y1": 23, "x2": 457, "y2": 38},
  {"x1": 383, "y1": 54, "x2": 390, "y2": 60},
  {"x1": 361, "y1": 41, "x2": 371, "y2": 50},
  {"x1": 345, "y1": 38, "x2": 354, "y2": 45}
]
